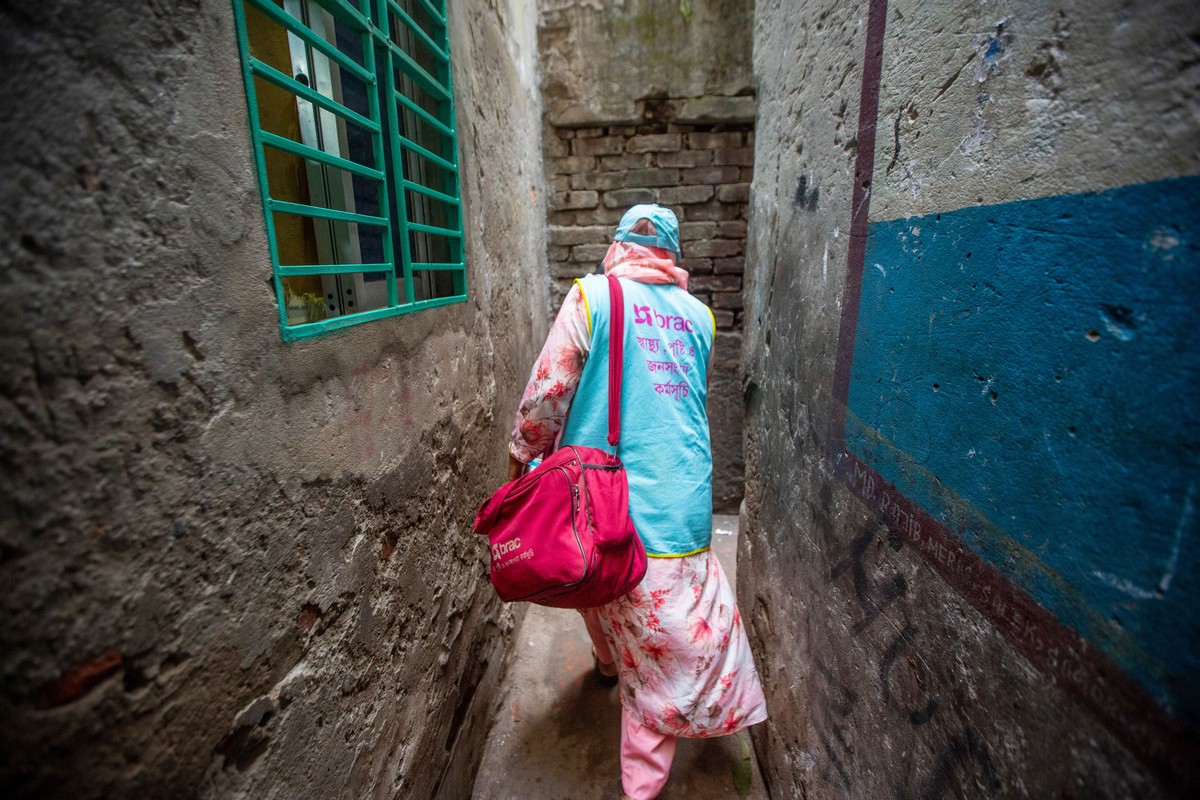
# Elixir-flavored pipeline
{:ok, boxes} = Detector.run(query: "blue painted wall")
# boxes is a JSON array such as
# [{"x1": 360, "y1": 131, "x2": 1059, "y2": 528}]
[{"x1": 845, "y1": 175, "x2": 1200, "y2": 725}]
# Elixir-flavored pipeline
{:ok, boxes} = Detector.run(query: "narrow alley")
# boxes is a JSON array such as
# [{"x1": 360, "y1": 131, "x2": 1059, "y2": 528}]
[
  {"x1": 472, "y1": 517, "x2": 766, "y2": 800},
  {"x1": 1, "y1": 1, "x2": 1198, "y2": 799}
]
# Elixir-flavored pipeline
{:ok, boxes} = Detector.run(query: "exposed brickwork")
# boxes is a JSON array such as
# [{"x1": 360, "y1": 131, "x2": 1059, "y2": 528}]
[{"x1": 544, "y1": 116, "x2": 754, "y2": 331}]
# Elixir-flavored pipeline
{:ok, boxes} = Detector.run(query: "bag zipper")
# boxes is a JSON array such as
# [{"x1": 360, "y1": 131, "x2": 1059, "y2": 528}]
[{"x1": 509, "y1": 466, "x2": 590, "y2": 602}]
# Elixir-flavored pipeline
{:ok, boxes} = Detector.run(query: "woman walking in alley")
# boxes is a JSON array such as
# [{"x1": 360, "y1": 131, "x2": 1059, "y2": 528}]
[{"x1": 506, "y1": 204, "x2": 768, "y2": 799}]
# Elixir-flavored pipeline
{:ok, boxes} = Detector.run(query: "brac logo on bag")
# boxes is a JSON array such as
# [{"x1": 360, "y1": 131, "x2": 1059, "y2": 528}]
[
  {"x1": 491, "y1": 537, "x2": 534, "y2": 571},
  {"x1": 494, "y1": 542, "x2": 537, "y2": 573},
  {"x1": 491, "y1": 538, "x2": 522, "y2": 561}
]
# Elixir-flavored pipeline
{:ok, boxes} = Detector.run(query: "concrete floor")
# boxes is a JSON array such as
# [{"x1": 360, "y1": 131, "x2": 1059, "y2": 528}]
[{"x1": 471, "y1": 515, "x2": 769, "y2": 800}]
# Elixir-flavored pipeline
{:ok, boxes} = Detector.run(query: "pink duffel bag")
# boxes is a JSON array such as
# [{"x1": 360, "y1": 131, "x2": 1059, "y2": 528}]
[{"x1": 473, "y1": 276, "x2": 647, "y2": 608}]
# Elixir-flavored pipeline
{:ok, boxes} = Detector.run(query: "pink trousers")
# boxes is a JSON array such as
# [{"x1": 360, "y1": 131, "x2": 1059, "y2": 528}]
[{"x1": 582, "y1": 609, "x2": 677, "y2": 800}]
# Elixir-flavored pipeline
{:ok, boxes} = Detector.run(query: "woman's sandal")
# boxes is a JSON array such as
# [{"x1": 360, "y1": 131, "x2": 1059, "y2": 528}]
[{"x1": 593, "y1": 650, "x2": 619, "y2": 686}]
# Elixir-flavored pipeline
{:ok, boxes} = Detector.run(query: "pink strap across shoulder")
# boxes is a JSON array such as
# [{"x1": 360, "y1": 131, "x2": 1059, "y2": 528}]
[{"x1": 606, "y1": 275, "x2": 624, "y2": 449}]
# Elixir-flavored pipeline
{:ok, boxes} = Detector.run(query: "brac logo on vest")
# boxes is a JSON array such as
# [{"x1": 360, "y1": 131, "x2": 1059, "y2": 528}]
[{"x1": 633, "y1": 304, "x2": 695, "y2": 333}]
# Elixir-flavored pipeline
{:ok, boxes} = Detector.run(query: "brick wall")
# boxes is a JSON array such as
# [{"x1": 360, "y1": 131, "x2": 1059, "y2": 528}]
[{"x1": 545, "y1": 122, "x2": 753, "y2": 332}]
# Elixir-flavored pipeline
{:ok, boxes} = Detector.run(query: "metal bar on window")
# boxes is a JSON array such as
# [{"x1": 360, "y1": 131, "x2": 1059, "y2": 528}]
[
  {"x1": 245, "y1": 0, "x2": 374, "y2": 85},
  {"x1": 279, "y1": 262, "x2": 393, "y2": 276},
  {"x1": 250, "y1": 58, "x2": 380, "y2": 133},
  {"x1": 396, "y1": 133, "x2": 456, "y2": 172},
  {"x1": 437, "y1": 1, "x2": 464, "y2": 300},
  {"x1": 305, "y1": 0, "x2": 372, "y2": 32},
  {"x1": 233, "y1": 0, "x2": 291, "y2": 334},
  {"x1": 386, "y1": 38, "x2": 450, "y2": 100},
  {"x1": 392, "y1": 90, "x2": 453, "y2": 138},
  {"x1": 386, "y1": 0, "x2": 449, "y2": 62},
  {"x1": 282, "y1": 304, "x2": 403, "y2": 340},
  {"x1": 407, "y1": 221, "x2": 461, "y2": 238},
  {"x1": 409, "y1": 293, "x2": 467, "y2": 313},
  {"x1": 411, "y1": 262, "x2": 465, "y2": 271},
  {"x1": 363, "y1": 0, "x2": 399, "y2": 306},
  {"x1": 268, "y1": 198, "x2": 389, "y2": 227},
  {"x1": 260, "y1": 131, "x2": 385, "y2": 180},
  {"x1": 236, "y1": 0, "x2": 465, "y2": 337},
  {"x1": 381, "y1": 45, "x2": 417, "y2": 306},
  {"x1": 401, "y1": 179, "x2": 458, "y2": 206}
]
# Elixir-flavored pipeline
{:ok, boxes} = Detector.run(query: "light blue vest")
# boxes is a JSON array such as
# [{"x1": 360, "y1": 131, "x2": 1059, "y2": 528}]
[{"x1": 561, "y1": 274, "x2": 716, "y2": 556}]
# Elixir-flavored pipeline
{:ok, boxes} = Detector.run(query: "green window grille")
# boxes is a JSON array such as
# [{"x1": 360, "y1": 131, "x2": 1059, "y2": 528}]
[{"x1": 232, "y1": 0, "x2": 464, "y2": 340}]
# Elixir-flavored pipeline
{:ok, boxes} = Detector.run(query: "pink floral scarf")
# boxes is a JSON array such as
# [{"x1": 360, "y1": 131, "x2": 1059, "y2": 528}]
[{"x1": 602, "y1": 241, "x2": 689, "y2": 290}]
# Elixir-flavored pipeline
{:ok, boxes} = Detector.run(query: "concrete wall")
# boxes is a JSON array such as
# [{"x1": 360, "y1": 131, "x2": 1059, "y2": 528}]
[
  {"x1": 0, "y1": 1, "x2": 547, "y2": 798},
  {"x1": 538, "y1": 0, "x2": 756, "y2": 511},
  {"x1": 539, "y1": 0, "x2": 755, "y2": 127},
  {"x1": 741, "y1": 0, "x2": 1199, "y2": 798}
]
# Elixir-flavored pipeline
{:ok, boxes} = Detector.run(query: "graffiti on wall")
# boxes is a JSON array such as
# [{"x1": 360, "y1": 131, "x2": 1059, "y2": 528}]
[{"x1": 830, "y1": 0, "x2": 1199, "y2": 789}]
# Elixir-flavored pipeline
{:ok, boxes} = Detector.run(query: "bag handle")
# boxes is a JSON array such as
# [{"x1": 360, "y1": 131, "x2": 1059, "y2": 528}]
[{"x1": 606, "y1": 275, "x2": 624, "y2": 449}]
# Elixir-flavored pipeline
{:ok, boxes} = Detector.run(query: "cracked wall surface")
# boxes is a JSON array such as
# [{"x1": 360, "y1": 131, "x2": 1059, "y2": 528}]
[
  {"x1": 0, "y1": 1, "x2": 546, "y2": 797},
  {"x1": 741, "y1": 0, "x2": 1199, "y2": 797}
]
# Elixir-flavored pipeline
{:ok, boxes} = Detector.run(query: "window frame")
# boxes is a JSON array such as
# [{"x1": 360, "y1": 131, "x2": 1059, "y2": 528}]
[{"x1": 232, "y1": 0, "x2": 465, "y2": 341}]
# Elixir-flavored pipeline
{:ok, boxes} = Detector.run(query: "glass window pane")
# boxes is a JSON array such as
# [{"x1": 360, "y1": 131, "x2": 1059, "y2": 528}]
[
  {"x1": 272, "y1": 212, "x2": 385, "y2": 267},
  {"x1": 388, "y1": 0, "x2": 443, "y2": 57},
  {"x1": 246, "y1": 0, "x2": 377, "y2": 169},
  {"x1": 282, "y1": 275, "x2": 331, "y2": 324},
  {"x1": 411, "y1": 270, "x2": 460, "y2": 303},
  {"x1": 263, "y1": 151, "x2": 382, "y2": 220},
  {"x1": 245, "y1": 0, "x2": 295, "y2": 72},
  {"x1": 236, "y1": 0, "x2": 465, "y2": 336},
  {"x1": 407, "y1": 228, "x2": 453, "y2": 266},
  {"x1": 396, "y1": 107, "x2": 452, "y2": 162},
  {"x1": 403, "y1": 188, "x2": 454, "y2": 227},
  {"x1": 283, "y1": 270, "x2": 392, "y2": 326},
  {"x1": 393, "y1": 69, "x2": 446, "y2": 125},
  {"x1": 327, "y1": 5, "x2": 368, "y2": 69},
  {"x1": 337, "y1": 271, "x2": 390, "y2": 314}
]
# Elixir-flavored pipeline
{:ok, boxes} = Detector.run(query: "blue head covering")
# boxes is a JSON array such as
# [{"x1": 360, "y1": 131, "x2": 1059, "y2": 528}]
[{"x1": 613, "y1": 204, "x2": 680, "y2": 255}]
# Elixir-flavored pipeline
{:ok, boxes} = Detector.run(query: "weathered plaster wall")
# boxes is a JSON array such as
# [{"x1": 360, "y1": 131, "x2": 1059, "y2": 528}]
[
  {"x1": 741, "y1": 0, "x2": 1199, "y2": 798},
  {"x1": 539, "y1": 0, "x2": 755, "y2": 127},
  {"x1": 537, "y1": 0, "x2": 756, "y2": 511},
  {"x1": 0, "y1": 1, "x2": 546, "y2": 798}
]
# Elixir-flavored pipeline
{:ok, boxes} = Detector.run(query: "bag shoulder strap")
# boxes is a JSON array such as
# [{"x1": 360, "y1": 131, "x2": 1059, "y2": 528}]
[{"x1": 606, "y1": 275, "x2": 624, "y2": 448}]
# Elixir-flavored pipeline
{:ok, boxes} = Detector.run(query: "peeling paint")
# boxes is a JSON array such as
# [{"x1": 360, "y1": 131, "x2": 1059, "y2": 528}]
[{"x1": 974, "y1": 18, "x2": 1012, "y2": 82}]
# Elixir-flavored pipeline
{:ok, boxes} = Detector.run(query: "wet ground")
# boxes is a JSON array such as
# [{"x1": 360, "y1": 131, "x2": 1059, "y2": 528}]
[{"x1": 472, "y1": 515, "x2": 768, "y2": 800}]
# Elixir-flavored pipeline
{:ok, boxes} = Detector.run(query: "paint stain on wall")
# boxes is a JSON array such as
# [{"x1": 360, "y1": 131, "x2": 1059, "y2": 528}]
[
  {"x1": 794, "y1": 174, "x2": 820, "y2": 211},
  {"x1": 974, "y1": 18, "x2": 1012, "y2": 82},
  {"x1": 1099, "y1": 303, "x2": 1139, "y2": 341}
]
